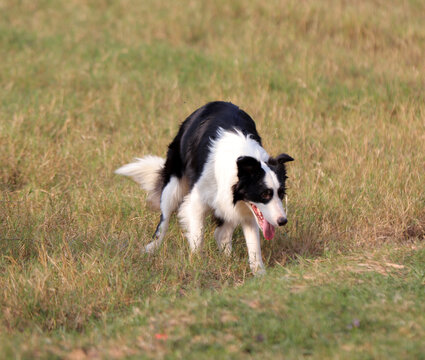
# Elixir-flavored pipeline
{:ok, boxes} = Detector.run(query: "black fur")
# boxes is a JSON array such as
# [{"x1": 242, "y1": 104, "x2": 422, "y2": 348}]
[
  {"x1": 233, "y1": 153, "x2": 294, "y2": 205},
  {"x1": 153, "y1": 214, "x2": 164, "y2": 239},
  {"x1": 213, "y1": 216, "x2": 225, "y2": 227},
  {"x1": 267, "y1": 153, "x2": 294, "y2": 199},
  {"x1": 233, "y1": 156, "x2": 267, "y2": 204},
  {"x1": 159, "y1": 101, "x2": 262, "y2": 190}
]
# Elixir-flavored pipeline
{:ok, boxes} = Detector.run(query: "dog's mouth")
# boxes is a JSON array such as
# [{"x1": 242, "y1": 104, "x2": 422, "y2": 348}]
[{"x1": 250, "y1": 204, "x2": 275, "y2": 240}]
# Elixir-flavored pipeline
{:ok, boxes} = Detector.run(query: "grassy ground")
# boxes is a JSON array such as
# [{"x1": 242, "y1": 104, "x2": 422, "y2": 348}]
[{"x1": 1, "y1": 0, "x2": 424, "y2": 358}]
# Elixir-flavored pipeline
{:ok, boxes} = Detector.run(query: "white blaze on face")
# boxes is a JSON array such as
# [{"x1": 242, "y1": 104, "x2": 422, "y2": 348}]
[
  {"x1": 261, "y1": 165, "x2": 287, "y2": 224},
  {"x1": 248, "y1": 163, "x2": 287, "y2": 240}
]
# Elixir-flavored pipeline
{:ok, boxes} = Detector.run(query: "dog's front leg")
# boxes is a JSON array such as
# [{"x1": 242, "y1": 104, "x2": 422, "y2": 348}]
[
  {"x1": 179, "y1": 187, "x2": 207, "y2": 252},
  {"x1": 214, "y1": 221, "x2": 235, "y2": 256},
  {"x1": 241, "y1": 219, "x2": 266, "y2": 275}
]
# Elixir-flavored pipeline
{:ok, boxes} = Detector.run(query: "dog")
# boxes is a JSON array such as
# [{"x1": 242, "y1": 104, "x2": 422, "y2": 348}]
[{"x1": 115, "y1": 101, "x2": 294, "y2": 274}]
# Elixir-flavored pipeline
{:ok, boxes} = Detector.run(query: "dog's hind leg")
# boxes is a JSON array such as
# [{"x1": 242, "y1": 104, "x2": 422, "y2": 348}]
[
  {"x1": 146, "y1": 213, "x2": 167, "y2": 253},
  {"x1": 145, "y1": 176, "x2": 186, "y2": 253},
  {"x1": 214, "y1": 220, "x2": 235, "y2": 256}
]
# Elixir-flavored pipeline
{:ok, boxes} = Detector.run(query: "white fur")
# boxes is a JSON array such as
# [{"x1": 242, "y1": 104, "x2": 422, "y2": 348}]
[
  {"x1": 176, "y1": 130, "x2": 283, "y2": 274},
  {"x1": 191, "y1": 130, "x2": 269, "y2": 225},
  {"x1": 242, "y1": 218, "x2": 265, "y2": 274},
  {"x1": 183, "y1": 129, "x2": 283, "y2": 226},
  {"x1": 178, "y1": 185, "x2": 208, "y2": 252},
  {"x1": 115, "y1": 156, "x2": 165, "y2": 209},
  {"x1": 146, "y1": 176, "x2": 189, "y2": 253},
  {"x1": 214, "y1": 222, "x2": 235, "y2": 256}
]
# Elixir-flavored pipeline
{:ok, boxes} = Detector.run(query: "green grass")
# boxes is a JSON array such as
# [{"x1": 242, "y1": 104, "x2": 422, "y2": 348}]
[
  {"x1": 1, "y1": 245, "x2": 424, "y2": 359},
  {"x1": 1, "y1": 0, "x2": 425, "y2": 358}
]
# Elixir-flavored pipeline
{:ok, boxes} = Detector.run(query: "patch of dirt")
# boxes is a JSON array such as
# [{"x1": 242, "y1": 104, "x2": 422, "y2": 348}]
[
  {"x1": 1, "y1": 167, "x2": 26, "y2": 191},
  {"x1": 403, "y1": 216, "x2": 425, "y2": 240}
]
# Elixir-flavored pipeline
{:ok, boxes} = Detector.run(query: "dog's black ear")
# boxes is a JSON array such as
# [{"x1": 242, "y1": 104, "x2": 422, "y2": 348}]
[
  {"x1": 234, "y1": 156, "x2": 262, "y2": 204},
  {"x1": 275, "y1": 153, "x2": 294, "y2": 165},
  {"x1": 236, "y1": 156, "x2": 262, "y2": 178}
]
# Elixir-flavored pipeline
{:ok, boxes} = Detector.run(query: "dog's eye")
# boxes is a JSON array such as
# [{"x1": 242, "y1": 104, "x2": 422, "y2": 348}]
[
  {"x1": 278, "y1": 187, "x2": 285, "y2": 199},
  {"x1": 261, "y1": 190, "x2": 273, "y2": 201}
]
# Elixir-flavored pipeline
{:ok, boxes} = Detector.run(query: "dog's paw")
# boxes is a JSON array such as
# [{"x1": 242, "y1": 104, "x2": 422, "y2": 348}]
[
  {"x1": 145, "y1": 241, "x2": 160, "y2": 253},
  {"x1": 249, "y1": 258, "x2": 266, "y2": 275},
  {"x1": 253, "y1": 267, "x2": 267, "y2": 276}
]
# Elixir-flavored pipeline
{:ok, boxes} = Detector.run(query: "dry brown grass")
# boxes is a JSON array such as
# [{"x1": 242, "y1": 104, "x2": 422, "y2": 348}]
[{"x1": 1, "y1": 0, "x2": 424, "y2": 344}]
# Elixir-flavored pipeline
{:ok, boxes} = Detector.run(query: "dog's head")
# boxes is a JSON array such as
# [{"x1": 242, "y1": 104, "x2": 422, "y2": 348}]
[{"x1": 233, "y1": 154, "x2": 294, "y2": 240}]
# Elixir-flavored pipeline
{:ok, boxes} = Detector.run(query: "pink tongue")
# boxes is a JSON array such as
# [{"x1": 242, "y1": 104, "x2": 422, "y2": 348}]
[{"x1": 262, "y1": 220, "x2": 275, "y2": 240}]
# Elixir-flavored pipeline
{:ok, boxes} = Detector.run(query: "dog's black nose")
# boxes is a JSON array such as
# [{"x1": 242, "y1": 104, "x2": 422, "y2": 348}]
[{"x1": 277, "y1": 217, "x2": 287, "y2": 226}]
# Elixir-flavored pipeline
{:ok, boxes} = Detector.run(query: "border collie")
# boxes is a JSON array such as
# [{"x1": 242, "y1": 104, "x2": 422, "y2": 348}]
[{"x1": 116, "y1": 101, "x2": 294, "y2": 274}]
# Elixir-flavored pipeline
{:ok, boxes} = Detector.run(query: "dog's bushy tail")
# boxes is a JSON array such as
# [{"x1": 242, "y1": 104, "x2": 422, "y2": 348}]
[{"x1": 115, "y1": 156, "x2": 165, "y2": 210}]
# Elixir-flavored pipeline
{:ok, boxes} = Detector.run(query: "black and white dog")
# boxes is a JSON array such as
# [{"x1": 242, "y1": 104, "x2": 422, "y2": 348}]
[{"x1": 116, "y1": 101, "x2": 294, "y2": 274}]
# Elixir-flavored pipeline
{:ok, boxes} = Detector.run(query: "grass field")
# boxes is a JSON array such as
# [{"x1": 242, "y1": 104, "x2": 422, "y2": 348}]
[{"x1": 1, "y1": 0, "x2": 425, "y2": 358}]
